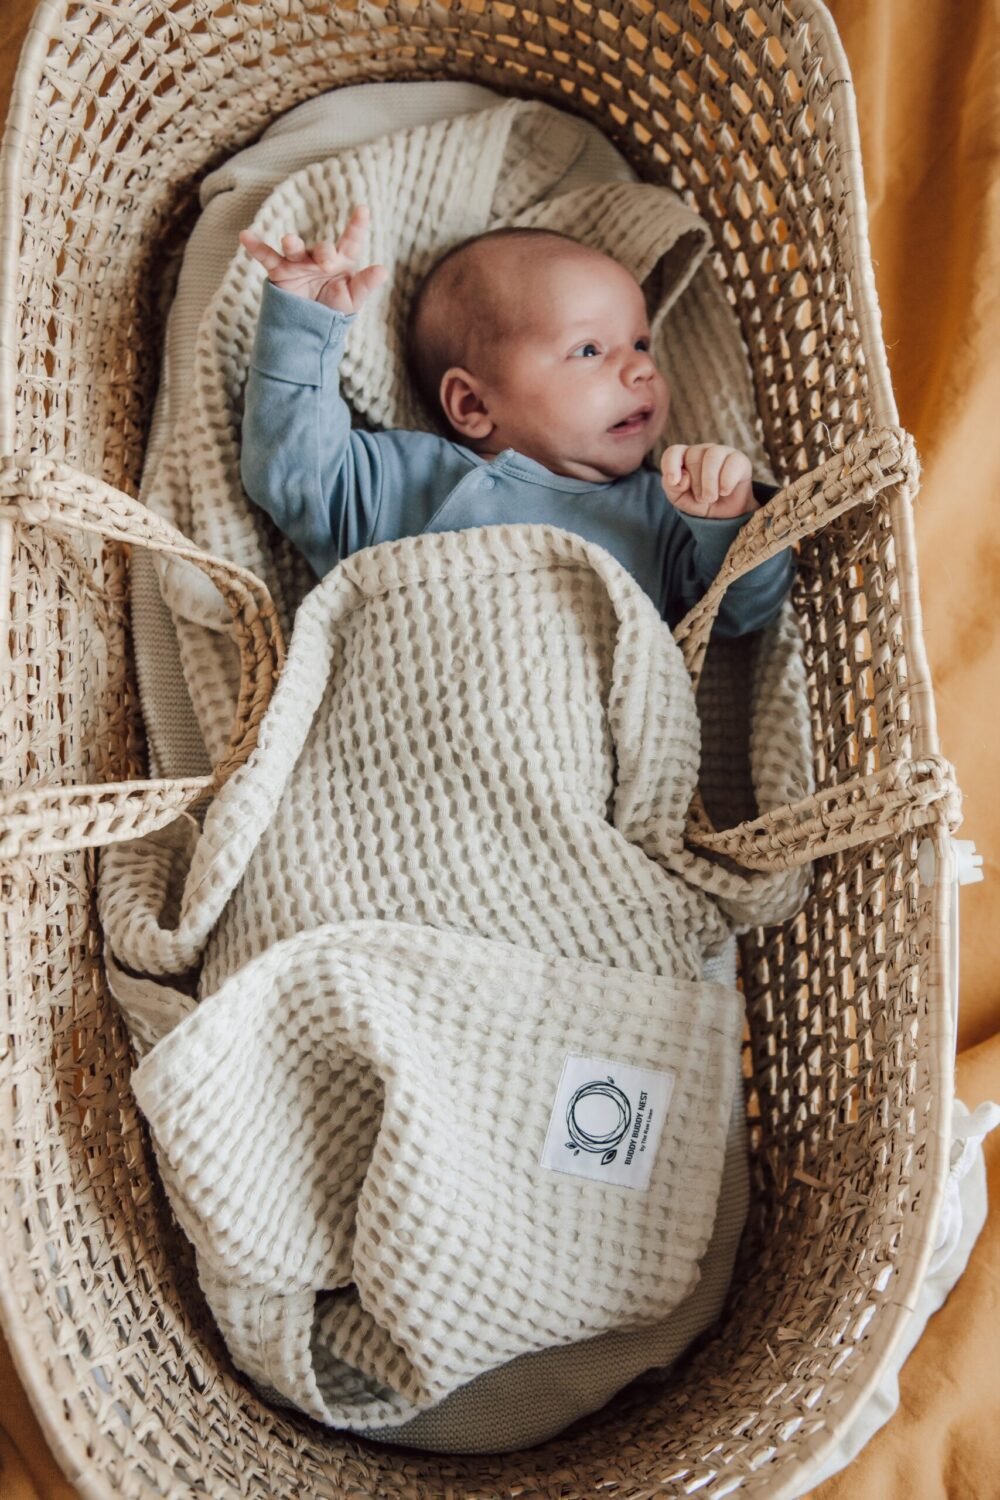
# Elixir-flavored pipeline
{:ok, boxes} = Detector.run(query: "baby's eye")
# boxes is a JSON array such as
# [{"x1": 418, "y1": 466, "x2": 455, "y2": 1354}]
[
  {"x1": 570, "y1": 342, "x2": 601, "y2": 359},
  {"x1": 635, "y1": 337, "x2": 651, "y2": 352}
]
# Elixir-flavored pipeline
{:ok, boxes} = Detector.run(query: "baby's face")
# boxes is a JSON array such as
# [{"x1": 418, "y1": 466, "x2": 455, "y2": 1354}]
[{"x1": 461, "y1": 247, "x2": 670, "y2": 482}]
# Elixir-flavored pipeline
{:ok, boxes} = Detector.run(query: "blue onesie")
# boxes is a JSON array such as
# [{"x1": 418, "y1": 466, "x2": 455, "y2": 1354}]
[{"x1": 240, "y1": 280, "x2": 793, "y2": 636}]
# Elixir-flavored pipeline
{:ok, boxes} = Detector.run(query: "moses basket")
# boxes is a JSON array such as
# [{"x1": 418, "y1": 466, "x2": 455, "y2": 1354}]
[{"x1": 0, "y1": 0, "x2": 964, "y2": 1495}]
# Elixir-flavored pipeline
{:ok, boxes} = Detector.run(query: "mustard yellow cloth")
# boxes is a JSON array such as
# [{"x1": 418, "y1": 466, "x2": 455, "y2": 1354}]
[{"x1": 1, "y1": 1, "x2": 998, "y2": 1494}]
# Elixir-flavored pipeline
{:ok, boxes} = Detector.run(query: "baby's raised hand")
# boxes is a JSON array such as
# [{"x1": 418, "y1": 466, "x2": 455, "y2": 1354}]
[
  {"x1": 661, "y1": 444, "x2": 756, "y2": 520},
  {"x1": 238, "y1": 204, "x2": 388, "y2": 314}
]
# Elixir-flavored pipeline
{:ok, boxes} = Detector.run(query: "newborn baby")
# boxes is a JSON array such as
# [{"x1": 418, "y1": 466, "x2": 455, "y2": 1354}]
[{"x1": 239, "y1": 205, "x2": 792, "y2": 633}]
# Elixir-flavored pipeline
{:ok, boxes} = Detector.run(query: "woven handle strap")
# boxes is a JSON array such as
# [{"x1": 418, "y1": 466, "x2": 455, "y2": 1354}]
[
  {"x1": 674, "y1": 424, "x2": 962, "y2": 870},
  {"x1": 673, "y1": 424, "x2": 919, "y2": 686},
  {"x1": 0, "y1": 458, "x2": 284, "y2": 858}
]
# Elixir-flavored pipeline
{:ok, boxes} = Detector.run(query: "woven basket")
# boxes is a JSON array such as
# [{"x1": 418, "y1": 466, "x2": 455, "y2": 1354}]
[{"x1": 0, "y1": 1, "x2": 963, "y2": 1496}]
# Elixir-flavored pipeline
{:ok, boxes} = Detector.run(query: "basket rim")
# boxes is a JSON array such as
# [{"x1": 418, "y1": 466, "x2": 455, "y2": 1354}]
[{"x1": 0, "y1": 1, "x2": 957, "y2": 1496}]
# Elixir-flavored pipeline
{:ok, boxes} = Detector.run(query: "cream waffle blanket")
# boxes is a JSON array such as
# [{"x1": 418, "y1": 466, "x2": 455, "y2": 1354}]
[{"x1": 100, "y1": 521, "x2": 806, "y2": 1431}]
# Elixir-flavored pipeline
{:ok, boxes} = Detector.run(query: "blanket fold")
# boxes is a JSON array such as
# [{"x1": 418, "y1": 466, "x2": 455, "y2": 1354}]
[
  {"x1": 133, "y1": 920, "x2": 740, "y2": 1429},
  {"x1": 100, "y1": 522, "x2": 806, "y2": 1429}
]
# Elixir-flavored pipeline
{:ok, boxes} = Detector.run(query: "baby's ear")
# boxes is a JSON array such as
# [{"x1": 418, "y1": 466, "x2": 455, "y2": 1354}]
[{"x1": 439, "y1": 367, "x2": 493, "y2": 442}]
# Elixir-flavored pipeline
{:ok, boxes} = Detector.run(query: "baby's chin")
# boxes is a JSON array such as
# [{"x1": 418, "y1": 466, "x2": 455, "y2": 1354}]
[
  {"x1": 542, "y1": 438, "x2": 657, "y2": 484},
  {"x1": 501, "y1": 424, "x2": 661, "y2": 482},
  {"x1": 595, "y1": 435, "x2": 660, "y2": 479}
]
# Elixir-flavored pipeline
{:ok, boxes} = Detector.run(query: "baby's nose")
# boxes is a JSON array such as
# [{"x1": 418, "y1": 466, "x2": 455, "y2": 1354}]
[{"x1": 623, "y1": 348, "x2": 656, "y2": 383}]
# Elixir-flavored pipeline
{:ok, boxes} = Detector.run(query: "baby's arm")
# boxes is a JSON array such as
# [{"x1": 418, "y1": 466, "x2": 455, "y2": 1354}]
[
  {"x1": 658, "y1": 443, "x2": 792, "y2": 635},
  {"x1": 238, "y1": 210, "x2": 390, "y2": 577}
]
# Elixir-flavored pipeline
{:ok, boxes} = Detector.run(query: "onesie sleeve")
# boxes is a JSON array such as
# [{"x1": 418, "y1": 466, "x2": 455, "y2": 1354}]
[
  {"x1": 660, "y1": 480, "x2": 794, "y2": 636},
  {"x1": 240, "y1": 279, "x2": 384, "y2": 578}
]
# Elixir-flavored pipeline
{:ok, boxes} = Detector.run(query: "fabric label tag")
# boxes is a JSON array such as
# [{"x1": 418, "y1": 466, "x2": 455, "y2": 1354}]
[{"x1": 538, "y1": 1053, "x2": 675, "y2": 1191}]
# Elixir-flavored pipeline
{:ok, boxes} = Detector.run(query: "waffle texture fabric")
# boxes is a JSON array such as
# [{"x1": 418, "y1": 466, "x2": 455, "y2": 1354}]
[
  {"x1": 103, "y1": 938, "x2": 750, "y2": 1454},
  {"x1": 99, "y1": 522, "x2": 808, "y2": 1432}
]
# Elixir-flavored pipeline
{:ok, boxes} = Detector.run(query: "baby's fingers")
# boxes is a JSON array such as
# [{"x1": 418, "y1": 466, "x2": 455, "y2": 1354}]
[
  {"x1": 238, "y1": 228, "x2": 284, "y2": 273},
  {"x1": 350, "y1": 263, "x2": 390, "y2": 305},
  {"x1": 280, "y1": 232, "x2": 310, "y2": 261},
  {"x1": 336, "y1": 204, "x2": 371, "y2": 262},
  {"x1": 718, "y1": 449, "x2": 752, "y2": 494},
  {"x1": 316, "y1": 262, "x2": 389, "y2": 313},
  {"x1": 311, "y1": 240, "x2": 343, "y2": 273},
  {"x1": 661, "y1": 445, "x2": 690, "y2": 490},
  {"x1": 693, "y1": 446, "x2": 729, "y2": 505}
]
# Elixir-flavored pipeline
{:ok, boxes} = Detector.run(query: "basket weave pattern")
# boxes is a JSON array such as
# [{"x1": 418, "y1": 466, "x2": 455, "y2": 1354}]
[{"x1": 0, "y1": 2, "x2": 959, "y2": 1496}]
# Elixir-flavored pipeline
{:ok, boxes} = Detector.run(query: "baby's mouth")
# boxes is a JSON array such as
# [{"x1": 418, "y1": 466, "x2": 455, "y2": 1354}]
[{"x1": 608, "y1": 405, "x2": 652, "y2": 435}]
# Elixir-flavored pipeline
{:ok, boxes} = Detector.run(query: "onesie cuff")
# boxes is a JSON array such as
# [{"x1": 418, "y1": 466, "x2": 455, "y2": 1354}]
[
  {"x1": 250, "y1": 278, "x2": 357, "y2": 385},
  {"x1": 679, "y1": 480, "x2": 781, "y2": 569},
  {"x1": 680, "y1": 510, "x2": 752, "y2": 570}
]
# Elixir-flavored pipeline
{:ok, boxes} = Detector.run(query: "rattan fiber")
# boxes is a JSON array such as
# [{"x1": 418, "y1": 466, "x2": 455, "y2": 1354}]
[{"x1": 0, "y1": 2, "x2": 961, "y2": 1496}]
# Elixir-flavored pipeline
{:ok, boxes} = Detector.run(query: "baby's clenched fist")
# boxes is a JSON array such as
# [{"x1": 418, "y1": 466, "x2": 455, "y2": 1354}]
[{"x1": 661, "y1": 444, "x2": 756, "y2": 520}]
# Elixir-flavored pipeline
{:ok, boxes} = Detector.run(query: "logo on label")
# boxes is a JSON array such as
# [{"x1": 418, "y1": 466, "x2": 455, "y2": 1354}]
[
  {"x1": 564, "y1": 1078, "x2": 632, "y2": 1164},
  {"x1": 539, "y1": 1053, "x2": 675, "y2": 1191}
]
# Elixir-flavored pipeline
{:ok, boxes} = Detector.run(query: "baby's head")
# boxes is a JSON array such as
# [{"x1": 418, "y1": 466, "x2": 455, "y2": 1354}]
[{"x1": 405, "y1": 229, "x2": 670, "y2": 483}]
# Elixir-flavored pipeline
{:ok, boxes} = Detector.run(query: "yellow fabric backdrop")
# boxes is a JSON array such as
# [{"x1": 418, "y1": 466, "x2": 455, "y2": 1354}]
[{"x1": 1, "y1": 1, "x2": 998, "y2": 1494}]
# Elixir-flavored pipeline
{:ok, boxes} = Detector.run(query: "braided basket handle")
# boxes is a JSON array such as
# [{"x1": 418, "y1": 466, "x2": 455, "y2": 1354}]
[
  {"x1": 674, "y1": 425, "x2": 917, "y2": 688},
  {"x1": 0, "y1": 458, "x2": 285, "y2": 858},
  {"x1": 674, "y1": 424, "x2": 961, "y2": 871},
  {"x1": 2, "y1": 439, "x2": 960, "y2": 868}
]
